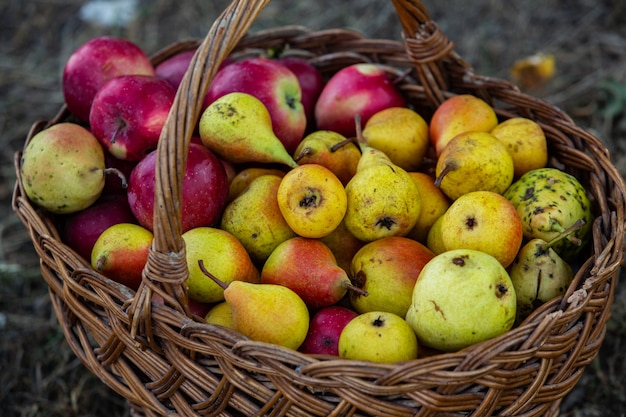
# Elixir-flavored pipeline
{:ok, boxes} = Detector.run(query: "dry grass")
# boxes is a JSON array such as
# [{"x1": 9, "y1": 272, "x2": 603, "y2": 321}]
[{"x1": 1, "y1": 0, "x2": 625, "y2": 416}]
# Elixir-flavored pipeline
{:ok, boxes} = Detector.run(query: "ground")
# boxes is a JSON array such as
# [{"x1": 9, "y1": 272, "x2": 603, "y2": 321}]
[{"x1": 1, "y1": 0, "x2": 625, "y2": 416}]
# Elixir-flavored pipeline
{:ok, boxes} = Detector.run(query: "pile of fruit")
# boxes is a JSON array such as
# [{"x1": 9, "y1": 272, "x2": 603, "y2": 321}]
[{"x1": 20, "y1": 36, "x2": 594, "y2": 364}]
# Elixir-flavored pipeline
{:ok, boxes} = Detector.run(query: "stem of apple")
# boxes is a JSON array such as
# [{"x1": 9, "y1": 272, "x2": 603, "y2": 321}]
[
  {"x1": 103, "y1": 167, "x2": 128, "y2": 189},
  {"x1": 540, "y1": 218, "x2": 586, "y2": 251},
  {"x1": 198, "y1": 259, "x2": 228, "y2": 290}
]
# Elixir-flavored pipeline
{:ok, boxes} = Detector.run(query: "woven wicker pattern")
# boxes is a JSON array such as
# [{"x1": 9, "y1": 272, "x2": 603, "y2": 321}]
[{"x1": 12, "y1": 0, "x2": 625, "y2": 415}]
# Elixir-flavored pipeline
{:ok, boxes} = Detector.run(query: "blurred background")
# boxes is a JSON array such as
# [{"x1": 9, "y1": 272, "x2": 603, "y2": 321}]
[{"x1": 1, "y1": 0, "x2": 625, "y2": 416}]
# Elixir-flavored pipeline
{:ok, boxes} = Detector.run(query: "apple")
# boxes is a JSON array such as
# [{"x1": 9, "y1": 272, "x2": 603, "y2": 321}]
[
  {"x1": 275, "y1": 56, "x2": 325, "y2": 130},
  {"x1": 61, "y1": 194, "x2": 137, "y2": 261},
  {"x1": 127, "y1": 142, "x2": 229, "y2": 233},
  {"x1": 103, "y1": 150, "x2": 136, "y2": 195},
  {"x1": 299, "y1": 306, "x2": 358, "y2": 356},
  {"x1": 62, "y1": 36, "x2": 155, "y2": 122},
  {"x1": 156, "y1": 49, "x2": 235, "y2": 91},
  {"x1": 204, "y1": 57, "x2": 306, "y2": 154},
  {"x1": 314, "y1": 63, "x2": 406, "y2": 138},
  {"x1": 89, "y1": 74, "x2": 176, "y2": 161}
]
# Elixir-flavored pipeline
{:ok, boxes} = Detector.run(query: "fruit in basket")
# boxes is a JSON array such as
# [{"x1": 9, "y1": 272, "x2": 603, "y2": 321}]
[
  {"x1": 275, "y1": 56, "x2": 325, "y2": 130},
  {"x1": 319, "y1": 219, "x2": 366, "y2": 273},
  {"x1": 434, "y1": 131, "x2": 514, "y2": 200},
  {"x1": 299, "y1": 306, "x2": 359, "y2": 356},
  {"x1": 61, "y1": 194, "x2": 137, "y2": 261},
  {"x1": 490, "y1": 117, "x2": 548, "y2": 178},
  {"x1": 315, "y1": 63, "x2": 406, "y2": 138},
  {"x1": 338, "y1": 311, "x2": 418, "y2": 363},
  {"x1": 344, "y1": 121, "x2": 421, "y2": 241},
  {"x1": 199, "y1": 92, "x2": 298, "y2": 168},
  {"x1": 349, "y1": 237, "x2": 435, "y2": 317},
  {"x1": 293, "y1": 130, "x2": 360, "y2": 186},
  {"x1": 204, "y1": 301, "x2": 235, "y2": 329},
  {"x1": 440, "y1": 191, "x2": 523, "y2": 268},
  {"x1": 103, "y1": 151, "x2": 137, "y2": 195},
  {"x1": 182, "y1": 227, "x2": 260, "y2": 304},
  {"x1": 406, "y1": 249, "x2": 516, "y2": 352},
  {"x1": 91, "y1": 222, "x2": 153, "y2": 291},
  {"x1": 228, "y1": 167, "x2": 286, "y2": 202},
  {"x1": 199, "y1": 261, "x2": 309, "y2": 350},
  {"x1": 20, "y1": 122, "x2": 113, "y2": 214},
  {"x1": 89, "y1": 74, "x2": 176, "y2": 161},
  {"x1": 261, "y1": 237, "x2": 361, "y2": 309},
  {"x1": 362, "y1": 107, "x2": 430, "y2": 171},
  {"x1": 503, "y1": 167, "x2": 593, "y2": 261},
  {"x1": 155, "y1": 49, "x2": 196, "y2": 89},
  {"x1": 426, "y1": 215, "x2": 447, "y2": 255},
  {"x1": 405, "y1": 172, "x2": 451, "y2": 243},
  {"x1": 220, "y1": 174, "x2": 297, "y2": 264},
  {"x1": 277, "y1": 164, "x2": 347, "y2": 238},
  {"x1": 429, "y1": 94, "x2": 499, "y2": 155},
  {"x1": 205, "y1": 57, "x2": 306, "y2": 154},
  {"x1": 127, "y1": 142, "x2": 229, "y2": 233},
  {"x1": 62, "y1": 36, "x2": 155, "y2": 123}
]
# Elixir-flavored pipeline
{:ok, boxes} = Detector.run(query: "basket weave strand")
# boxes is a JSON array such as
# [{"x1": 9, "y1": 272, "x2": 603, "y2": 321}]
[{"x1": 11, "y1": 0, "x2": 626, "y2": 415}]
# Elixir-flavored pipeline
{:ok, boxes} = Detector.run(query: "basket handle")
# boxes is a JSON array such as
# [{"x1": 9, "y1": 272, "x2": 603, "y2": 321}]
[{"x1": 128, "y1": 0, "x2": 460, "y2": 347}]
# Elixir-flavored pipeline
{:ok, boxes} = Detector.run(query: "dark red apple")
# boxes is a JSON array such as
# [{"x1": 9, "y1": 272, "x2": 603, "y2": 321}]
[
  {"x1": 299, "y1": 306, "x2": 359, "y2": 356},
  {"x1": 103, "y1": 151, "x2": 136, "y2": 195},
  {"x1": 204, "y1": 57, "x2": 306, "y2": 154},
  {"x1": 156, "y1": 49, "x2": 235, "y2": 91},
  {"x1": 89, "y1": 74, "x2": 176, "y2": 161},
  {"x1": 62, "y1": 36, "x2": 155, "y2": 123},
  {"x1": 127, "y1": 143, "x2": 229, "y2": 233}
]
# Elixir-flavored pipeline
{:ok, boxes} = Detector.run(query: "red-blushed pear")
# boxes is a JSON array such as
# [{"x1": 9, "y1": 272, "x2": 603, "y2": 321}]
[
  {"x1": 319, "y1": 219, "x2": 366, "y2": 274},
  {"x1": 62, "y1": 36, "x2": 155, "y2": 122},
  {"x1": 299, "y1": 306, "x2": 358, "y2": 356},
  {"x1": 314, "y1": 63, "x2": 406, "y2": 138},
  {"x1": 204, "y1": 57, "x2": 306, "y2": 154},
  {"x1": 89, "y1": 74, "x2": 176, "y2": 161},
  {"x1": 127, "y1": 143, "x2": 229, "y2": 233},
  {"x1": 91, "y1": 223, "x2": 153, "y2": 291},
  {"x1": 275, "y1": 56, "x2": 325, "y2": 130},
  {"x1": 349, "y1": 236, "x2": 435, "y2": 318},
  {"x1": 61, "y1": 194, "x2": 137, "y2": 261},
  {"x1": 261, "y1": 237, "x2": 367, "y2": 310}
]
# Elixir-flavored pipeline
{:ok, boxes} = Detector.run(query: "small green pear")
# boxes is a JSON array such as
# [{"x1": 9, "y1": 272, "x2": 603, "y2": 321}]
[
  {"x1": 344, "y1": 116, "x2": 421, "y2": 242},
  {"x1": 503, "y1": 167, "x2": 593, "y2": 261},
  {"x1": 199, "y1": 261, "x2": 309, "y2": 350},
  {"x1": 199, "y1": 92, "x2": 298, "y2": 168}
]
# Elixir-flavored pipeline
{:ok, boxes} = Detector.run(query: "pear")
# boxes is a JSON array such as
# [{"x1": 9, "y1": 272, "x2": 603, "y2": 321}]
[
  {"x1": 204, "y1": 301, "x2": 235, "y2": 330},
  {"x1": 508, "y1": 220, "x2": 582, "y2": 322},
  {"x1": 503, "y1": 167, "x2": 593, "y2": 261},
  {"x1": 344, "y1": 116, "x2": 421, "y2": 242},
  {"x1": 198, "y1": 92, "x2": 298, "y2": 168},
  {"x1": 199, "y1": 261, "x2": 309, "y2": 350},
  {"x1": 228, "y1": 167, "x2": 286, "y2": 202},
  {"x1": 220, "y1": 174, "x2": 297, "y2": 264}
]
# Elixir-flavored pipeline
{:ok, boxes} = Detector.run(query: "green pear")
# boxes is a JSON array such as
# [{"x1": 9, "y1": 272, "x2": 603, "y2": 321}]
[
  {"x1": 204, "y1": 301, "x2": 235, "y2": 330},
  {"x1": 338, "y1": 311, "x2": 418, "y2": 363},
  {"x1": 20, "y1": 122, "x2": 113, "y2": 214},
  {"x1": 503, "y1": 167, "x2": 593, "y2": 261},
  {"x1": 344, "y1": 116, "x2": 421, "y2": 242},
  {"x1": 199, "y1": 261, "x2": 309, "y2": 350},
  {"x1": 199, "y1": 92, "x2": 298, "y2": 168},
  {"x1": 220, "y1": 174, "x2": 297, "y2": 264},
  {"x1": 406, "y1": 249, "x2": 516, "y2": 352}
]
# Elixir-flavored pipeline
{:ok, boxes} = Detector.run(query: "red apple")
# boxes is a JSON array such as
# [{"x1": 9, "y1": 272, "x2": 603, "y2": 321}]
[
  {"x1": 89, "y1": 74, "x2": 176, "y2": 161},
  {"x1": 204, "y1": 57, "x2": 306, "y2": 154},
  {"x1": 156, "y1": 49, "x2": 235, "y2": 91},
  {"x1": 299, "y1": 306, "x2": 358, "y2": 356},
  {"x1": 127, "y1": 142, "x2": 229, "y2": 233},
  {"x1": 275, "y1": 56, "x2": 324, "y2": 130},
  {"x1": 62, "y1": 36, "x2": 155, "y2": 122},
  {"x1": 314, "y1": 63, "x2": 406, "y2": 138},
  {"x1": 61, "y1": 194, "x2": 137, "y2": 261},
  {"x1": 103, "y1": 151, "x2": 136, "y2": 195}
]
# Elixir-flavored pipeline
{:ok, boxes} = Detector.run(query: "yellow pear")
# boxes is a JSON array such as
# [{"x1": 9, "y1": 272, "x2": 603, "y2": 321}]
[
  {"x1": 319, "y1": 219, "x2": 366, "y2": 273},
  {"x1": 344, "y1": 116, "x2": 421, "y2": 242},
  {"x1": 434, "y1": 131, "x2": 514, "y2": 200},
  {"x1": 405, "y1": 172, "x2": 451, "y2": 243},
  {"x1": 490, "y1": 117, "x2": 548, "y2": 178},
  {"x1": 362, "y1": 107, "x2": 430, "y2": 171},
  {"x1": 425, "y1": 215, "x2": 447, "y2": 255},
  {"x1": 277, "y1": 164, "x2": 347, "y2": 238},
  {"x1": 228, "y1": 167, "x2": 286, "y2": 202},
  {"x1": 204, "y1": 301, "x2": 235, "y2": 330},
  {"x1": 220, "y1": 174, "x2": 297, "y2": 264},
  {"x1": 198, "y1": 92, "x2": 298, "y2": 168}
]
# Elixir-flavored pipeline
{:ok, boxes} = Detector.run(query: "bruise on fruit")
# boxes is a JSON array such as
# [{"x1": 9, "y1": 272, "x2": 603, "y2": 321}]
[
  {"x1": 522, "y1": 187, "x2": 535, "y2": 201},
  {"x1": 299, "y1": 187, "x2": 322, "y2": 209},
  {"x1": 350, "y1": 270, "x2": 367, "y2": 298},
  {"x1": 452, "y1": 256, "x2": 467, "y2": 266}
]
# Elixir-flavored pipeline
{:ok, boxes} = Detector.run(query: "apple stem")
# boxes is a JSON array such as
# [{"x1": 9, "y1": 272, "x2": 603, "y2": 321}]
[
  {"x1": 345, "y1": 283, "x2": 369, "y2": 297},
  {"x1": 541, "y1": 218, "x2": 586, "y2": 251},
  {"x1": 103, "y1": 167, "x2": 128, "y2": 189},
  {"x1": 198, "y1": 259, "x2": 228, "y2": 290}
]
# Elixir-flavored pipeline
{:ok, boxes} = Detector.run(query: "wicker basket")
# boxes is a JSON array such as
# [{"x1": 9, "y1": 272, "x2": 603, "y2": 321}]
[{"x1": 12, "y1": 0, "x2": 626, "y2": 415}]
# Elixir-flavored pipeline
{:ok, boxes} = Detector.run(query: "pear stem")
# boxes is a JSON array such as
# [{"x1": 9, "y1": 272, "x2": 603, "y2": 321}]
[
  {"x1": 345, "y1": 283, "x2": 369, "y2": 297},
  {"x1": 541, "y1": 218, "x2": 586, "y2": 251},
  {"x1": 198, "y1": 259, "x2": 228, "y2": 290},
  {"x1": 293, "y1": 147, "x2": 312, "y2": 162},
  {"x1": 353, "y1": 114, "x2": 367, "y2": 150},
  {"x1": 103, "y1": 167, "x2": 128, "y2": 189},
  {"x1": 330, "y1": 137, "x2": 356, "y2": 153},
  {"x1": 433, "y1": 162, "x2": 456, "y2": 187}
]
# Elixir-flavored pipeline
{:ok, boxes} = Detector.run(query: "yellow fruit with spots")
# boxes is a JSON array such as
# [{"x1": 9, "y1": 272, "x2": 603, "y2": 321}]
[{"x1": 490, "y1": 117, "x2": 548, "y2": 178}]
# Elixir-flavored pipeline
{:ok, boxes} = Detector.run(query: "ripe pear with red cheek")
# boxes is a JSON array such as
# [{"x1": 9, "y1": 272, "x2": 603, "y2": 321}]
[{"x1": 261, "y1": 237, "x2": 366, "y2": 309}]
